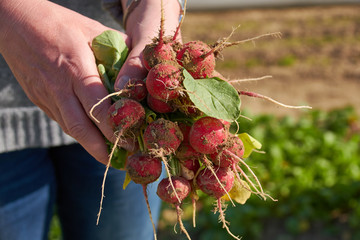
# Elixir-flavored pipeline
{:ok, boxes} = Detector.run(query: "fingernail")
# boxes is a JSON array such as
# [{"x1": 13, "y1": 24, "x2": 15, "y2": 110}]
[{"x1": 115, "y1": 75, "x2": 130, "y2": 91}]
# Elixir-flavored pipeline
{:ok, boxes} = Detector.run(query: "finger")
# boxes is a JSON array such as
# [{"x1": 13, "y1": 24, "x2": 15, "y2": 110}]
[
  {"x1": 114, "y1": 44, "x2": 148, "y2": 91},
  {"x1": 57, "y1": 94, "x2": 110, "y2": 164}
]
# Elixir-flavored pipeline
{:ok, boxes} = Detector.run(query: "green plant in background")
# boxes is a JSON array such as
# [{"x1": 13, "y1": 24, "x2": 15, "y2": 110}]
[{"x1": 158, "y1": 106, "x2": 360, "y2": 240}]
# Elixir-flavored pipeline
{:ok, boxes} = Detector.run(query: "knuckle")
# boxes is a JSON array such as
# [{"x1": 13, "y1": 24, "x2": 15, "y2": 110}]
[{"x1": 65, "y1": 122, "x2": 89, "y2": 141}]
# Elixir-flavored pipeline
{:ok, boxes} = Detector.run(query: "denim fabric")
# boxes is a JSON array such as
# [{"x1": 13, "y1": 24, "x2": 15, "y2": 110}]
[{"x1": 0, "y1": 144, "x2": 162, "y2": 240}]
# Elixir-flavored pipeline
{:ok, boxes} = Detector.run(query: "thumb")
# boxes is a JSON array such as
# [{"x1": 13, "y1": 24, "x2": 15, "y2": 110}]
[{"x1": 114, "y1": 44, "x2": 148, "y2": 91}]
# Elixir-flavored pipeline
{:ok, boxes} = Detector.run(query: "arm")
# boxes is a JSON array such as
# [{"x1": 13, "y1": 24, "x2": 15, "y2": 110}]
[
  {"x1": 0, "y1": 0, "x2": 125, "y2": 164},
  {"x1": 0, "y1": 0, "x2": 183, "y2": 164}
]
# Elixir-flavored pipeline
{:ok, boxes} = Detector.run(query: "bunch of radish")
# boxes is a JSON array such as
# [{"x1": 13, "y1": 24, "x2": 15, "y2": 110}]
[{"x1": 90, "y1": 1, "x2": 311, "y2": 239}]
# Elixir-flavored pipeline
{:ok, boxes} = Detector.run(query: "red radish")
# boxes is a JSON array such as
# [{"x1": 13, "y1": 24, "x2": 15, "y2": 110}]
[
  {"x1": 157, "y1": 176, "x2": 192, "y2": 239},
  {"x1": 157, "y1": 176, "x2": 191, "y2": 204},
  {"x1": 120, "y1": 78, "x2": 147, "y2": 102},
  {"x1": 176, "y1": 40, "x2": 216, "y2": 79},
  {"x1": 143, "y1": 37, "x2": 180, "y2": 70},
  {"x1": 126, "y1": 152, "x2": 162, "y2": 240},
  {"x1": 172, "y1": 95, "x2": 200, "y2": 117},
  {"x1": 176, "y1": 142, "x2": 201, "y2": 180},
  {"x1": 146, "y1": 62, "x2": 183, "y2": 101},
  {"x1": 196, "y1": 167, "x2": 234, "y2": 199},
  {"x1": 196, "y1": 166, "x2": 240, "y2": 239},
  {"x1": 142, "y1": 0, "x2": 181, "y2": 70},
  {"x1": 189, "y1": 116, "x2": 228, "y2": 154},
  {"x1": 143, "y1": 118, "x2": 183, "y2": 153},
  {"x1": 178, "y1": 123, "x2": 191, "y2": 143},
  {"x1": 108, "y1": 98, "x2": 145, "y2": 135},
  {"x1": 209, "y1": 135, "x2": 244, "y2": 168},
  {"x1": 126, "y1": 153, "x2": 162, "y2": 185},
  {"x1": 147, "y1": 94, "x2": 174, "y2": 113}
]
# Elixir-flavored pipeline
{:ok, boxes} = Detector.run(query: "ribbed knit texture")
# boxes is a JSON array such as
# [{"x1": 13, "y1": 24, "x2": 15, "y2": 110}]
[{"x1": 0, "y1": 107, "x2": 76, "y2": 152}]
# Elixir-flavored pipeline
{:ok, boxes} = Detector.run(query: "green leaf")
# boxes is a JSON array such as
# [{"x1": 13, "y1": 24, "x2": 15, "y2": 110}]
[
  {"x1": 182, "y1": 69, "x2": 241, "y2": 121},
  {"x1": 92, "y1": 30, "x2": 128, "y2": 81},
  {"x1": 110, "y1": 147, "x2": 128, "y2": 169},
  {"x1": 238, "y1": 133, "x2": 262, "y2": 158}
]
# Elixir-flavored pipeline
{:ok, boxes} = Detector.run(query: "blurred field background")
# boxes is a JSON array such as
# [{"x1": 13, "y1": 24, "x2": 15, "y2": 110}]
[{"x1": 49, "y1": 3, "x2": 360, "y2": 240}]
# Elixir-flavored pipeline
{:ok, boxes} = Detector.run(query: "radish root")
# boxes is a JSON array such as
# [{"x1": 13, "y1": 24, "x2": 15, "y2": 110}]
[{"x1": 240, "y1": 90, "x2": 312, "y2": 109}]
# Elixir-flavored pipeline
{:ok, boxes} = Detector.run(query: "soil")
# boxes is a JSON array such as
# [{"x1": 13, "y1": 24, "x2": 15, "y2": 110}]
[{"x1": 182, "y1": 4, "x2": 360, "y2": 118}]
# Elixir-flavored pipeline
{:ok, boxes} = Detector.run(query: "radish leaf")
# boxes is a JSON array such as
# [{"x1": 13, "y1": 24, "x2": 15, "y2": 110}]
[
  {"x1": 238, "y1": 133, "x2": 262, "y2": 158},
  {"x1": 183, "y1": 69, "x2": 241, "y2": 121},
  {"x1": 92, "y1": 30, "x2": 128, "y2": 81}
]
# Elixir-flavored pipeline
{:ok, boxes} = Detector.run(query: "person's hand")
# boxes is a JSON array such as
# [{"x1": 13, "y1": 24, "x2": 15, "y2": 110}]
[
  {"x1": 114, "y1": 0, "x2": 182, "y2": 90},
  {"x1": 0, "y1": 0, "x2": 128, "y2": 164}
]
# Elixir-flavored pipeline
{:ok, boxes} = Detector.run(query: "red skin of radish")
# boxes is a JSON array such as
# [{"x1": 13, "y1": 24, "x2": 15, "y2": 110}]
[
  {"x1": 126, "y1": 153, "x2": 162, "y2": 185},
  {"x1": 143, "y1": 41, "x2": 177, "y2": 71},
  {"x1": 209, "y1": 135, "x2": 245, "y2": 168},
  {"x1": 189, "y1": 116, "x2": 228, "y2": 154},
  {"x1": 178, "y1": 123, "x2": 191, "y2": 143},
  {"x1": 156, "y1": 176, "x2": 191, "y2": 204},
  {"x1": 108, "y1": 98, "x2": 145, "y2": 134},
  {"x1": 120, "y1": 78, "x2": 147, "y2": 102},
  {"x1": 147, "y1": 94, "x2": 174, "y2": 113},
  {"x1": 176, "y1": 142, "x2": 201, "y2": 172},
  {"x1": 196, "y1": 167, "x2": 234, "y2": 199},
  {"x1": 143, "y1": 118, "x2": 183, "y2": 152},
  {"x1": 146, "y1": 62, "x2": 183, "y2": 101},
  {"x1": 176, "y1": 40, "x2": 216, "y2": 79}
]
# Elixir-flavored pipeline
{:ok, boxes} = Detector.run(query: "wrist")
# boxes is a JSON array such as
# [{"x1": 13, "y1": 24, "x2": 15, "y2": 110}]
[
  {"x1": 122, "y1": 0, "x2": 184, "y2": 29},
  {"x1": 0, "y1": 0, "x2": 42, "y2": 50},
  {"x1": 124, "y1": 0, "x2": 182, "y2": 45}
]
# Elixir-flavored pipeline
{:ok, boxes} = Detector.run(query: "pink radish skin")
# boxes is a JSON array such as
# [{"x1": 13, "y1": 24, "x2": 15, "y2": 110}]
[
  {"x1": 108, "y1": 98, "x2": 145, "y2": 134},
  {"x1": 209, "y1": 135, "x2": 245, "y2": 168},
  {"x1": 176, "y1": 40, "x2": 216, "y2": 79},
  {"x1": 196, "y1": 167, "x2": 234, "y2": 199},
  {"x1": 126, "y1": 153, "x2": 162, "y2": 185},
  {"x1": 143, "y1": 118, "x2": 183, "y2": 152},
  {"x1": 147, "y1": 94, "x2": 174, "y2": 113},
  {"x1": 176, "y1": 142, "x2": 201, "y2": 172},
  {"x1": 143, "y1": 39, "x2": 179, "y2": 71},
  {"x1": 146, "y1": 62, "x2": 183, "y2": 101},
  {"x1": 120, "y1": 79, "x2": 148, "y2": 102},
  {"x1": 189, "y1": 116, "x2": 228, "y2": 154},
  {"x1": 178, "y1": 123, "x2": 191, "y2": 143},
  {"x1": 156, "y1": 176, "x2": 191, "y2": 204}
]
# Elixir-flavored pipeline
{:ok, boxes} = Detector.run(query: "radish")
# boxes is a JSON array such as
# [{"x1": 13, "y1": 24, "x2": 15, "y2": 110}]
[
  {"x1": 126, "y1": 152, "x2": 162, "y2": 240},
  {"x1": 176, "y1": 40, "x2": 215, "y2": 79},
  {"x1": 119, "y1": 78, "x2": 147, "y2": 102},
  {"x1": 178, "y1": 123, "x2": 191, "y2": 143},
  {"x1": 143, "y1": 118, "x2": 183, "y2": 153},
  {"x1": 196, "y1": 167, "x2": 240, "y2": 240},
  {"x1": 189, "y1": 116, "x2": 228, "y2": 154},
  {"x1": 209, "y1": 135, "x2": 244, "y2": 168},
  {"x1": 142, "y1": 0, "x2": 182, "y2": 70},
  {"x1": 145, "y1": 62, "x2": 183, "y2": 101},
  {"x1": 177, "y1": 31, "x2": 283, "y2": 79},
  {"x1": 108, "y1": 98, "x2": 145, "y2": 136},
  {"x1": 147, "y1": 94, "x2": 174, "y2": 113},
  {"x1": 143, "y1": 36, "x2": 181, "y2": 70},
  {"x1": 196, "y1": 167, "x2": 234, "y2": 199},
  {"x1": 157, "y1": 176, "x2": 192, "y2": 240},
  {"x1": 176, "y1": 142, "x2": 201, "y2": 180}
]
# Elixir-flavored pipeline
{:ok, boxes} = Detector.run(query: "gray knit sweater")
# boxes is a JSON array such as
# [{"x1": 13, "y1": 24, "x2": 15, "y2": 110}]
[{"x1": 0, "y1": 0, "x2": 123, "y2": 153}]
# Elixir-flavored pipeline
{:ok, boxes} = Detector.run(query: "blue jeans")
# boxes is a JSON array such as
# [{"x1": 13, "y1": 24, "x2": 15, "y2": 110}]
[{"x1": 0, "y1": 144, "x2": 162, "y2": 240}]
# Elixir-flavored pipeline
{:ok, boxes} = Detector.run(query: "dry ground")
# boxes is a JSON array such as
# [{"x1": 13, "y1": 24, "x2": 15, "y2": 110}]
[{"x1": 182, "y1": 4, "x2": 360, "y2": 117}]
